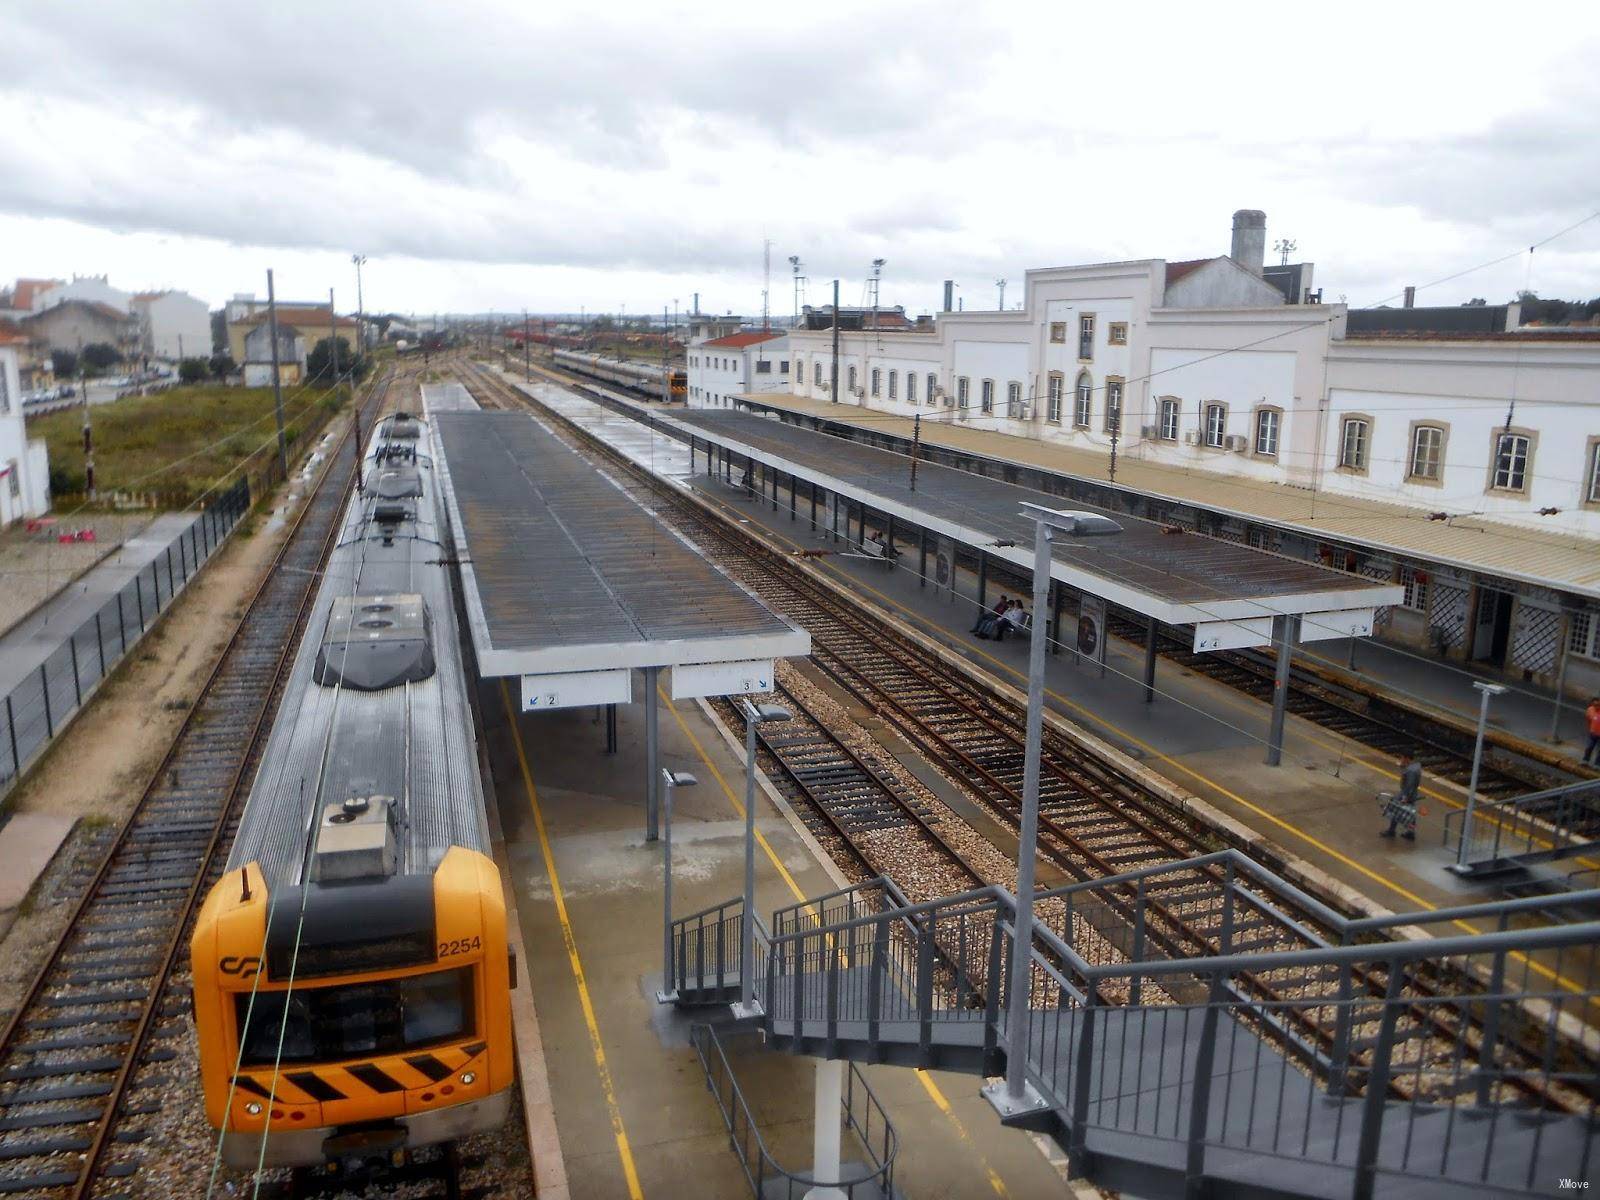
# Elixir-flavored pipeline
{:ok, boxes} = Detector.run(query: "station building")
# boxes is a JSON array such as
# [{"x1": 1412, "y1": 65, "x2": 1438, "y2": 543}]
[{"x1": 689, "y1": 209, "x2": 1600, "y2": 700}]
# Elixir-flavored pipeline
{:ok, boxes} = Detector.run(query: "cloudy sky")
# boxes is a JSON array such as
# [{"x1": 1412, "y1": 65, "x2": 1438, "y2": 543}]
[{"x1": 2, "y1": 1, "x2": 1597, "y2": 320}]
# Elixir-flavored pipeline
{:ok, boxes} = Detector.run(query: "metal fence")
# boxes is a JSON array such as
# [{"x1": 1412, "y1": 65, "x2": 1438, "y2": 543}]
[{"x1": 1, "y1": 477, "x2": 251, "y2": 799}]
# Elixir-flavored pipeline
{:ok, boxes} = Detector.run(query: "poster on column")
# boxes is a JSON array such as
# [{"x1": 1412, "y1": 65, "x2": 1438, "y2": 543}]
[
  {"x1": 933, "y1": 535, "x2": 955, "y2": 602},
  {"x1": 1078, "y1": 595, "x2": 1108, "y2": 676}
]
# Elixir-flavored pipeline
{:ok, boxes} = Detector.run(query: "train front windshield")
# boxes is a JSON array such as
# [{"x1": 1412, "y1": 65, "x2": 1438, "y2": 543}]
[{"x1": 235, "y1": 967, "x2": 472, "y2": 1066}]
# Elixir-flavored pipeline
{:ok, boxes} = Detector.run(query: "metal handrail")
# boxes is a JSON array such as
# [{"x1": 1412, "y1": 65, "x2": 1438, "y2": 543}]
[{"x1": 692, "y1": 1024, "x2": 898, "y2": 1199}]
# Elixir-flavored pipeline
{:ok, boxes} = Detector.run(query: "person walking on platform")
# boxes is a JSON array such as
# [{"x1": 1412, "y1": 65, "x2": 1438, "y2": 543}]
[
  {"x1": 1585, "y1": 697, "x2": 1600, "y2": 765},
  {"x1": 972, "y1": 595, "x2": 1008, "y2": 637},
  {"x1": 1380, "y1": 750, "x2": 1423, "y2": 840}
]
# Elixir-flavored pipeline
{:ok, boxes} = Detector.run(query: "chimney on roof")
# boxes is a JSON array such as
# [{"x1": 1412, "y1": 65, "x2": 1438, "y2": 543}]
[
  {"x1": 1402, "y1": 286, "x2": 1416, "y2": 309},
  {"x1": 942, "y1": 280, "x2": 954, "y2": 312},
  {"x1": 1230, "y1": 209, "x2": 1266, "y2": 275}
]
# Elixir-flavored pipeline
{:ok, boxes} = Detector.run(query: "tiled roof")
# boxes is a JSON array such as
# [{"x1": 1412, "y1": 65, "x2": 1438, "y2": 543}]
[
  {"x1": 1162, "y1": 258, "x2": 1215, "y2": 287},
  {"x1": 702, "y1": 330, "x2": 785, "y2": 348},
  {"x1": 6, "y1": 278, "x2": 63, "y2": 310}
]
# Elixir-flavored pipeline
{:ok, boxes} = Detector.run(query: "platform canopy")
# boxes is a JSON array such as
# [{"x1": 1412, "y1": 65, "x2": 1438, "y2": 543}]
[
  {"x1": 429, "y1": 407, "x2": 809, "y2": 711},
  {"x1": 659, "y1": 408, "x2": 1404, "y2": 648}
]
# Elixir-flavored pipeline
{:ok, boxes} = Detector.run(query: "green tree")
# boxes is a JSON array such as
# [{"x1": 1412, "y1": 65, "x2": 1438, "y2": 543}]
[
  {"x1": 208, "y1": 352, "x2": 236, "y2": 380},
  {"x1": 50, "y1": 348, "x2": 77, "y2": 378},
  {"x1": 80, "y1": 342, "x2": 121, "y2": 373},
  {"x1": 178, "y1": 357, "x2": 209, "y2": 384},
  {"x1": 307, "y1": 336, "x2": 369, "y2": 383}
]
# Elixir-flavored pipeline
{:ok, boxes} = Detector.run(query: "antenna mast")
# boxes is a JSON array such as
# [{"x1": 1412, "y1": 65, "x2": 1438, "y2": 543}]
[
  {"x1": 788, "y1": 256, "x2": 805, "y2": 327},
  {"x1": 868, "y1": 258, "x2": 885, "y2": 330},
  {"x1": 1274, "y1": 238, "x2": 1297, "y2": 266},
  {"x1": 762, "y1": 239, "x2": 772, "y2": 332}
]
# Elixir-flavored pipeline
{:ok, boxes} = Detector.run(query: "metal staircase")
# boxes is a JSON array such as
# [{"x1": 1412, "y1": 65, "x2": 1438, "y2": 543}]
[{"x1": 669, "y1": 851, "x2": 1600, "y2": 1199}]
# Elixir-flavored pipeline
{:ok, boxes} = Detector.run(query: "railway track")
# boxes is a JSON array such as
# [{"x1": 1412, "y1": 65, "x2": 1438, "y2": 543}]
[
  {"x1": 0, "y1": 370, "x2": 398, "y2": 1198},
  {"x1": 462, "y1": 357, "x2": 1597, "y2": 1110},
  {"x1": 530, "y1": 344, "x2": 1581, "y2": 804}
]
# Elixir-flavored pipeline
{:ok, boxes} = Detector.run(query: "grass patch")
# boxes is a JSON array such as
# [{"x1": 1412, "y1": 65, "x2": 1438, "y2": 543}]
[{"x1": 28, "y1": 382, "x2": 348, "y2": 504}]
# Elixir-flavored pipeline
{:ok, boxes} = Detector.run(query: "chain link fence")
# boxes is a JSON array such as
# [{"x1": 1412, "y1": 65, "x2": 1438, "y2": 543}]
[{"x1": 0, "y1": 476, "x2": 251, "y2": 800}]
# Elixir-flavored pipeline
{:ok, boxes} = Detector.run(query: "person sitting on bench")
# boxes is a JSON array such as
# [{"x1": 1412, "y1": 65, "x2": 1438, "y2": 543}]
[{"x1": 972, "y1": 595, "x2": 1008, "y2": 636}]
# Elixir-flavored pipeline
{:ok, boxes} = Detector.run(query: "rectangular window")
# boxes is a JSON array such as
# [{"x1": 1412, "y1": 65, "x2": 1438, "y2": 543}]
[
  {"x1": 1492, "y1": 433, "x2": 1529, "y2": 491},
  {"x1": 1159, "y1": 398, "x2": 1180, "y2": 441},
  {"x1": 1078, "y1": 314, "x2": 1095, "y2": 360},
  {"x1": 1255, "y1": 409, "x2": 1280, "y2": 456},
  {"x1": 1205, "y1": 403, "x2": 1227, "y2": 448},
  {"x1": 1399, "y1": 565, "x2": 1428, "y2": 613},
  {"x1": 848, "y1": 365, "x2": 858, "y2": 393},
  {"x1": 1074, "y1": 375, "x2": 1092, "y2": 428},
  {"x1": 1590, "y1": 443, "x2": 1600, "y2": 504},
  {"x1": 779, "y1": 360, "x2": 789, "y2": 374},
  {"x1": 928, "y1": 373, "x2": 940, "y2": 406},
  {"x1": 1108, "y1": 322, "x2": 1128, "y2": 345},
  {"x1": 1104, "y1": 380, "x2": 1123, "y2": 433},
  {"x1": 1047, "y1": 374, "x2": 1063, "y2": 422},
  {"x1": 755, "y1": 360, "x2": 771, "y2": 374},
  {"x1": 1340, "y1": 418, "x2": 1369, "y2": 470},
  {"x1": 887, "y1": 370, "x2": 897, "y2": 400},
  {"x1": 236, "y1": 968, "x2": 473, "y2": 1066},
  {"x1": 1570, "y1": 610, "x2": 1597, "y2": 659},
  {"x1": 957, "y1": 377, "x2": 970, "y2": 408},
  {"x1": 905, "y1": 372, "x2": 916, "y2": 403},
  {"x1": 980, "y1": 379, "x2": 994, "y2": 413},
  {"x1": 1049, "y1": 321, "x2": 1067, "y2": 344},
  {"x1": 870, "y1": 367, "x2": 881, "y2": 397},
  {"x1": 1410, "y1": 425, "x2": 1443, "y2": 479}
]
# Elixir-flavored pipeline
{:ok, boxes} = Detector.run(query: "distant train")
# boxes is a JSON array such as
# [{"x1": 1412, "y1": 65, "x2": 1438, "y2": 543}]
[
  {"x1": 551, "y1": 348, "x2": 686, "y2": 401},
  {"x1": 191, "y1": 411, "x2": 513, "y2": 1167}
]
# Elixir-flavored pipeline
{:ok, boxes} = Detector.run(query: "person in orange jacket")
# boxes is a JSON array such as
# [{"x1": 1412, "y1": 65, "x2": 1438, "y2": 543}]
[{"x1": 1585, "y1": 696, "x2": 1600, "y2": 766}]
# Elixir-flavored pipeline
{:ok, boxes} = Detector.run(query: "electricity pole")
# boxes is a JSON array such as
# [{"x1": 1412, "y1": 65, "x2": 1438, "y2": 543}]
[
  {"x1": 266, "y1": 268, "x2": 287, "y2": 478},
  {"x1": 351, "y1": 254, "x2": 367, "y2": 356},
  {"x1": 661, "y1": 305, "x2": 670, "y2": 404},
  {"x1": 524, "y1": 309, "x2": 531, "y2": 380},
  {"x1": 328, "y1": 287, "x2": 339, "y2": 388}
]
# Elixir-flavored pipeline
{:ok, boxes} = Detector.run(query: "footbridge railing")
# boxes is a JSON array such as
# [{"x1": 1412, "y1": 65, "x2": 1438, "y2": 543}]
[{"x1": 669, "y1": 851, "x2": 1600, "y2": 1198}]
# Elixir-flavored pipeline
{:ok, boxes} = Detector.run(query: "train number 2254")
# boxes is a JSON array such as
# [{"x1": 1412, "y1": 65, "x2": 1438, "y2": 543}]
[{"x1": 438, "y1": 936, "x2": 482, "y2": 957}]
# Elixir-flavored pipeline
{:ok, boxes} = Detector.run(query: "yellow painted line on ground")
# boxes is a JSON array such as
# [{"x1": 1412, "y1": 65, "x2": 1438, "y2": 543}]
[
  {"x1": 660, "y1": 690, "x2": 1011, "y2": 1199},
  {"x1": 499, "y1": 681, "x2": 645, "y2": 1200}
]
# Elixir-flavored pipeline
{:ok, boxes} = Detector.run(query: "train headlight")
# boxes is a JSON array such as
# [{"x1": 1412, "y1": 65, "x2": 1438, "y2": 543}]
[
  {"x1": 245, "y1": 1101, "x2": 263, "y2": 1116},
  {"x1": 460, "y1": 1071, "x2": 476, "y2": 1086}
]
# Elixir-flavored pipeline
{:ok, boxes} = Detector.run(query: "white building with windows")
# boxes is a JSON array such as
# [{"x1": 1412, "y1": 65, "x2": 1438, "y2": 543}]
[
  {"x1": 720, "y1": 209, "x2": 1600, "y2": 696},
  {"x1": 686, "y1": 330, "x2": 790, "y2": 407},
  {"x1": 0, "y1": 342, "x2": 50, "y2": 527}
]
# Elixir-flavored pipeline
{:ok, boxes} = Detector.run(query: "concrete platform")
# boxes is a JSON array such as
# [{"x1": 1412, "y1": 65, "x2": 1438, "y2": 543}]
[
  {"x1": 478, "y1": 675, "x2": 1068, "y2": 1200},
  {"x1": 504, "y1": 370, "x2": 1590, "y2": 927},
  {"x1": 0, "y1": 811, "x2": 73, "y2": 911}
]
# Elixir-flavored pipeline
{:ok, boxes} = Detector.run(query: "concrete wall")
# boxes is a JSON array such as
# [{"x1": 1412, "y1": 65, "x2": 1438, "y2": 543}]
[
  {"x1": 134, "y1": 291, "x2": 212, "y2": 361},
  {"x1": 1163, "y1": 258, "x2": 1283, "y2": 308},
  {"x1": 1325, "y1": 338, "x2": 1600, "y2": 537}
]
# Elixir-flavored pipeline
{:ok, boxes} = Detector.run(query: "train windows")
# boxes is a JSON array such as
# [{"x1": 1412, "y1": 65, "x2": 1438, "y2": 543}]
[{"x1": 234, "y1": 967, "x2": 473, "y2": 1066}]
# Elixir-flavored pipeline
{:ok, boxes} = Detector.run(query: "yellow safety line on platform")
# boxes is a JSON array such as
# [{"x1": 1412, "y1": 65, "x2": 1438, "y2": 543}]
[
  {"x1": 499, "y1": 682, "x2": 645, "y2": 1200},
  {"x1": 677, "y1": 489, "x2": 1593, "y2": 1002},
  {"x1": 659, "y1": 689, "x2": 1013, "y2": 1199}
]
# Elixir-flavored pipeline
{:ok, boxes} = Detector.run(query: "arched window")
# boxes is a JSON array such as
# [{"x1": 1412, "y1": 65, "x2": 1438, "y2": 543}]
[
  {"x1": 1073, "y1": 372, "x2": 1092, "y2": 428},
  {"x1": 814, "y1": 361, "x2": 823, "y2": 387}
]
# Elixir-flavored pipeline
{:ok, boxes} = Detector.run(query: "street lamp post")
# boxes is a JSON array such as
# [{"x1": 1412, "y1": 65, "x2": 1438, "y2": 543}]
[
  {"x1": 987, "y1": 504, "x2": 1121, "y2": 1115},
  {"x1": 351, "y1": 254, "x2": 367, "y2": 354},
  {"x1": 1452, "y1": 681, "x2": 1508, "y2": 870},
  {"x1": 735, "y1": 700, "x2": 791, "y2": 1017},
  {"x1": 656, "y1": 768, "x2": 698, "y2": 1003}
]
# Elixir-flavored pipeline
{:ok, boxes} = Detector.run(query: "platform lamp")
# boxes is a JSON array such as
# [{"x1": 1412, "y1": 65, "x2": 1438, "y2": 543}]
[
  {"x1": 734, "y1": 700, "x2": 791, "y2": 1017},
  {"x1": 986, "y1": 503, "x2": 1121, "y2": 1118},
  {"x1": 656, "y1": 768, "x2": 698, "y2": 1003},
  {"x1": 1451, "y1": 681, "x2": 1508, "y2": 871}
]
